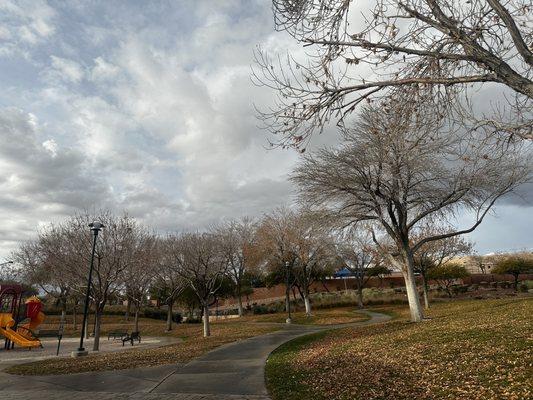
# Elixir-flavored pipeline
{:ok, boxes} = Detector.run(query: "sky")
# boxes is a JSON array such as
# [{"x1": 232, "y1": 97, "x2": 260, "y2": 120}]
[{"x1": 0, "y1": 0, "x2": 531, "y2": 260}]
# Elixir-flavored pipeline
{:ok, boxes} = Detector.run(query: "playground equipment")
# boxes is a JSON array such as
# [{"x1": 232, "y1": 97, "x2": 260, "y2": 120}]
[{"x1": 0, "y1": 285, "x2": 43, "y2": 349}]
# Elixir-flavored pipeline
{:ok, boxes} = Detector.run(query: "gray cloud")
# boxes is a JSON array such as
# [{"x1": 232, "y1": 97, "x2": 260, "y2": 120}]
[{"x1": 0, "y1": 0, "x2": 531, "y2": 260}]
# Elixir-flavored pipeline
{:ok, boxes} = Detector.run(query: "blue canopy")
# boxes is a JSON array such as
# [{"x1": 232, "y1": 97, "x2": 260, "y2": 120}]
[{"x1": 334, "y1": 268, "x2": 354, "y2": 278}]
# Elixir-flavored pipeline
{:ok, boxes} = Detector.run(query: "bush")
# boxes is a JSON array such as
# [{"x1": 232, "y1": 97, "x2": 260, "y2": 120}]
[{"x1": 142, "y1": 307, "x2": 182, "y2": 322}]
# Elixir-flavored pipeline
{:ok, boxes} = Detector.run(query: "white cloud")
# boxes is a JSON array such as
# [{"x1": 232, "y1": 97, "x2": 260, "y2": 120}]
[
  {"x1": 0, "y1": 0, "x2": 530, "y2": 260},
  {"x1": 49, "y1": 56, "x2": 84, "y2": 83}
]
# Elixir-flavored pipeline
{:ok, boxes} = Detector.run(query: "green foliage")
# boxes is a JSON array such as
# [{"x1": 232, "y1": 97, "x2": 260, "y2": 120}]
[
  {"x1": 143, "y1": 307, "x2": 182, "y2": 322},
  {"x1": 492, "y1": 257, "x2": 533, "y2": 276},
  {"x1": 427, "y1": 263, "x2": 469, "y2": 280}
]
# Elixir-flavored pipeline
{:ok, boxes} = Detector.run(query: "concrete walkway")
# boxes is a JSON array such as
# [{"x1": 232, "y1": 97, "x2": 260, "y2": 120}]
[{"x1": 0, "y1": 310, "x2": 391, "y2": 400}]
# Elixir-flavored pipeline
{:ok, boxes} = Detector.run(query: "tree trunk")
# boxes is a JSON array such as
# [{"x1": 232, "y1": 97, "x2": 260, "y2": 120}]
[
  {"x1": 85, "y1": 315, "x2": 90, "y2": 339},
  {"x1": 237, "y1": 294, "x2": 244, "y2": 317},
  {"x1": 203, "y1": 304, "x2": 211, "y2": 337},
  {"x1": 93, "y1": 310, "x2": 102, "y2": 351},
  {"x1": 134, "y1": 307, "x2": 140, "y2": 332},
  {"x1": 125, "y1": 299, "x2": 131, "y2": 321},
  {"x1": 285, "y1": 287, "x2": 290, "y2": 313},
  {"x1": 303, "y1": 293, "x2": 312, "y2": 316},
  {"x1": 356, "y1": 285, "x2": 364, "y2": 309},
  {"x1": 513, "y1": 274, "x2": 519, "y2": 291},
  {"x1": 166, "y1": 301, "x2": 173, "y2": 331},
  {"x1": 72, "y1": 303, "x2": 77, "y2": 330},
  {"x1": 402, "y1": 257, "x2": 424, "y2": 322},
  {"x1": 422, "y1": 273, "x2": 430, "y2": 310}
]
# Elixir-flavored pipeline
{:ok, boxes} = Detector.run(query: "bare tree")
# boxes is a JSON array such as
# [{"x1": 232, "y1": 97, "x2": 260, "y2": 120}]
[
  {"x1": 255, "y1": 208, "x2": 334, "y2": 316},
  {"x1": 154, "y1": 235, "x2": 187, "y2": 331},
  {"x1": 412, "y1": 224, "x2": 473, "y2": 309},
  {"x1": 60, "y1": 212, "x2": 138, "y2": 350},
  {"x1": 13, "y1": 237, "x2": 73, "y2": 324},
  {"x1": 291, "y1": 98, "x2": 529, "y2": 321},
  {"x1": 254, "y1": 0, "x2": 532, "y2": 146},
  {"x1": 123, "y1": 231, "x2": 158, "y2": 333},
  {"x1": 337, "y1": 227, "x2": 390, "y2": 308},
  {"x1": 217, "y1": 218, "x2": 256, "y2": 317},
  {"x1": 178, "y1": 232, "x2": 228, "y2": 337}
]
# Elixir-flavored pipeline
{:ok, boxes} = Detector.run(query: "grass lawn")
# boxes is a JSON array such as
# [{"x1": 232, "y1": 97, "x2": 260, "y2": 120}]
[
  {"x1": 266, "y1": 297, "x2": 533, "y2": 400},
  {"x1": 240, "y1": 307, "x2": 370, "y2": 325},
  {"x1": 5, "y1": 319, "x2": 279, "y2": 375}
]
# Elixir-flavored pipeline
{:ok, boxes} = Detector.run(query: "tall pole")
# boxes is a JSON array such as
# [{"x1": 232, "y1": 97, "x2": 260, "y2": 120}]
[
  {"x1": 73, "y1": 222, "x2": 103, "y2": 357},
  {"x1": 285, "y1": 261, "x2": 292, "y2": 324}
]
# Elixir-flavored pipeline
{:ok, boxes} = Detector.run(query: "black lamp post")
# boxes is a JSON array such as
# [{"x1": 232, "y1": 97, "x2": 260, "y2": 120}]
[
  {"x1": 285, "y1": 261, "x2": 292, "y2": 324},
  {"x1": 72, "y1": 221, "x2": 104, "y2": 357}
]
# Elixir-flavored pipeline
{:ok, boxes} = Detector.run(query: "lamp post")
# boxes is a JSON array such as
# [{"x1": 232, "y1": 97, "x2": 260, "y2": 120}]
[
  {"x1": 72, "y1": 221, "x2": 104, "y2": 357},
  {"x1": 285, "y1": 261, "x2": 292, "y2": 324}
]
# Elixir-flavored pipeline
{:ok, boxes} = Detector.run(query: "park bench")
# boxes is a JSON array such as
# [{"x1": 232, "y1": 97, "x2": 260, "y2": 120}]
[
  {"x1": 107, "y1": 330, "x2": 128, "y2": 340},
  {"x1": 122, "y1": 331, "x2": 141, "y2": 346},
  {"x1": 37, "y1": 329, "x2": 63, "y2": 355}
]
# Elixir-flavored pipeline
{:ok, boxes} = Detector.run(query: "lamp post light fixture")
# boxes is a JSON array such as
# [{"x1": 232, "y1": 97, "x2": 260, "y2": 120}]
[
  {"x1": 285, "y1": 261, "x2": 292, "y2": 324},
  {"x1": 72, "y1": 221, "x2": 104, "y2": 357}
]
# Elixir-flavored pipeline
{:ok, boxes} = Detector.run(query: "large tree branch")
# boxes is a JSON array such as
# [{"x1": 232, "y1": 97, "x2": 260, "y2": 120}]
[
  {"x1": 485, "y1": 0, "x2": 533, "y2": 66},
  {"x1": 411, "y1": 195, "x2": 501, "y2": 253},
  {"x1": 304, "y1": 38, "x2": 477, "y2": 62}
]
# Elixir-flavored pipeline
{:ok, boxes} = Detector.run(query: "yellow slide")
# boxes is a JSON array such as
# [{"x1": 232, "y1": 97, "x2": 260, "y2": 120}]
[{"x1": 0, "y1": 313, "x2": 41, "y2": 349}]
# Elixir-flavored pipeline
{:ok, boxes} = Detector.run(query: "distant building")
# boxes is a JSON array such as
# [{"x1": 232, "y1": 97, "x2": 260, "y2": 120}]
[{"x1": 454, "y1": 251, "x2": 533, "y2": 274}]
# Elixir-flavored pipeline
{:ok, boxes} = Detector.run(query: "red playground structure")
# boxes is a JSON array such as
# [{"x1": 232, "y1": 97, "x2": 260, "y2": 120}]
[{"x1": 0, "y1": 284, "x2": 44, "y2": 349}]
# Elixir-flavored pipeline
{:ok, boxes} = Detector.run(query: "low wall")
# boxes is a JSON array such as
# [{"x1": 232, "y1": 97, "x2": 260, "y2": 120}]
[{"x1": 220, "y1": 273, "x2": 533, "y2": 309}]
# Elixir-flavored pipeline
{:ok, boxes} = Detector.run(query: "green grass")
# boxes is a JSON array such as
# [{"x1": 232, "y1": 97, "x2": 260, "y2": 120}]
[{"x1": 266, "y1": 298, "x2": 533, "y2": 400}]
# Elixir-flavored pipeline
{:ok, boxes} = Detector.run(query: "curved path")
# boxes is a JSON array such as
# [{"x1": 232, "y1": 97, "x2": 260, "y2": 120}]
[{"x1": 0, "y1": 310, "x2": 390, "y2": 400}]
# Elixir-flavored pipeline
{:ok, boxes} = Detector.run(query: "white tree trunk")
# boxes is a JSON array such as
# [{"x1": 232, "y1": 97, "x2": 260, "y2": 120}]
[
  {"x1": 403, "y1": 263, "x2": 424, "y2": 322},
  {"x1": 422, "y1": 274, "x2": 430, "y2": 310},
  {"x1": 203, "y1": 304, "x2": 211, "y2": 337},
  {"x1": 237, "y1": 295, "x2": 244, "y2": 317},
  {"x1": 303, "y1": 294, "x2": 312, "y2": 316}
]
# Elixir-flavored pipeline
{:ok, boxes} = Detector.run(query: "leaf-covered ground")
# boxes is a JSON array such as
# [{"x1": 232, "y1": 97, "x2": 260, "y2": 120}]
[
  {"x1": 266, "y1": 298, "x2": 533, "y2": 400},
  {"x1": 6, "y1": 321, "x2": 279, "y2": 375},
  {"x1": 240, "y1": 307, "x2": 370, "y2": 325}
]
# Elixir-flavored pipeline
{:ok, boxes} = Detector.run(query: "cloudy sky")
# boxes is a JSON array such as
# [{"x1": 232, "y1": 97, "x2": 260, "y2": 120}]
[{"x1": 0, "y1": 0, "x2": 531, "y2": 260}]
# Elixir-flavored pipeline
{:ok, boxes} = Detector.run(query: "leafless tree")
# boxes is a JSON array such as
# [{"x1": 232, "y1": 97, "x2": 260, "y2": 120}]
[
  {"x1": 122, "y1": 231, "x2": 158, "y2": 333},
  {"x1": 154, "y1": 235, "x2": 187, "y2": 331},
  {"x1": 13, "y1": 237, "x2": 73, "y2": 323},
  {"x1": 412, "y1": 224, "x2": 473, "y2": 309},
  {"x1": 178, "y1": 232, "x2": 228, "y2": 337},
  {"x1": 254, "y1": 0, "x2": 532, "y2": 147},
  {"x1": 337, "y1": 227, "x2": 390, "y2": 308},
  {"x1": 59, "y1": 212, "x2": 139, "y2": 350},
  {"x1": 291, "y1": 97, "x2": 530, "y2": 321},
  {"x1": 255, "y1": 208, "x2": 334, "y2": 316},
  {"x1": 217, "y1": 218, "x2": 257, "y2": 317}
]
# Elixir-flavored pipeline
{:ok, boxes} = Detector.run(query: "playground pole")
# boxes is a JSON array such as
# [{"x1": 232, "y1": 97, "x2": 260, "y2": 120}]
[{"x1": 73, "y1": 222, "x2": 103, "y2": 357}]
